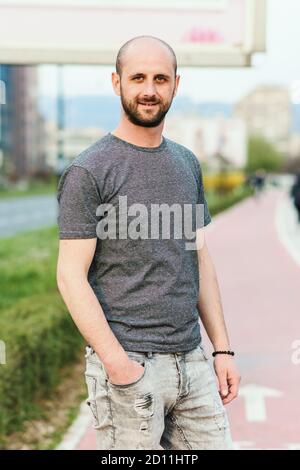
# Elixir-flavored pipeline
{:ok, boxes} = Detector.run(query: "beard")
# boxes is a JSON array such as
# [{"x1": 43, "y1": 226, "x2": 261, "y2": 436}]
[{"x1": 120, "y1": 85, "x2": 175, "y2": 128}]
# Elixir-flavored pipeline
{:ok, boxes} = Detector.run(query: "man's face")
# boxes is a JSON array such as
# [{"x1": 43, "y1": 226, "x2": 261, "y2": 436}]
[{"x1": 113, "y1": 44, "x2": 180, "y2": 128}]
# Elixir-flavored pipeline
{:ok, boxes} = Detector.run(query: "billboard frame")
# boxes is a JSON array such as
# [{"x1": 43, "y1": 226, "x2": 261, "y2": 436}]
[{"x1": 0, "y1": 0, "x2": 267, "y2": 67}]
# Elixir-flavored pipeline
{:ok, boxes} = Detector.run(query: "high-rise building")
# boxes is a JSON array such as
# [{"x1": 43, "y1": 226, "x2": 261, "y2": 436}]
[
  {"x1": 164, "y1": 112, "x2": 247, "y2": 169},
  {"x1": 234, "y1": 85, "x2": 292, "y2": 156},
  {"x1": 0, "y1": 65, "x2": 46, "y2": 179}
]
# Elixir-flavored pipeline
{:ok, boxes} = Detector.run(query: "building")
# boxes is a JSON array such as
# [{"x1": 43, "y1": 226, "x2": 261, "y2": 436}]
[
  {"x1": 44, "y1": 121, "x2": 106, "y2": 171},
  {"x1": 164, "y1": 112, "x2": 247, "y2": 169},
  {"x1": 234, "y1": 85, "x2": 292, "y2": 156},
  {"x1": 0, "y1": 65, "x2": 46, "y2": 179}
]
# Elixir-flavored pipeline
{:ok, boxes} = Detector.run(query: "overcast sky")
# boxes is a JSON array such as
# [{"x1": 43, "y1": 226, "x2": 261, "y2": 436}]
[{"x1": 39, "y1": 0, "x2": 300, "y2": 103}]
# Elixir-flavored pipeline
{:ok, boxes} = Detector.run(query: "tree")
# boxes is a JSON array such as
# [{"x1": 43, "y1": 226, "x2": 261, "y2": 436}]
[{"x1": 246, "y1": 136, "x2": 284, "y2": 173}]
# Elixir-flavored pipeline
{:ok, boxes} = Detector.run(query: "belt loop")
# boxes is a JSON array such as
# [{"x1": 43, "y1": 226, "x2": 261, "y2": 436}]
[
  {"x1": 147, "y1": 351, "x2": 153, "y2": 358},
  {"x1": 85, "y1": 345, "x2": 92, "y2": 358}
]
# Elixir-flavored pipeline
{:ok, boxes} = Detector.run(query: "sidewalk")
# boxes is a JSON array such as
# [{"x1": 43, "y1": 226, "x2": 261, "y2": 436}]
[{"x1": 58, "y1": 188, "x2": 300, "y2": 450}]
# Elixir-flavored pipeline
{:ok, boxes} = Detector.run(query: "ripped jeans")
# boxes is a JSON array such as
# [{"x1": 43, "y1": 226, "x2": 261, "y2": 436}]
[{"x1": 84, "y1": 344, "x2": 233, "y2": 450}]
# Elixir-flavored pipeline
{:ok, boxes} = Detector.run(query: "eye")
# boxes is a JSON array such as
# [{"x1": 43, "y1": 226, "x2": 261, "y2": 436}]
[
  {"x1": 133, "y1": 76, "x2": 143, "y2": 81},
  {"x1": 156, "y1": 76, "x2": 166, "y2": 82}
]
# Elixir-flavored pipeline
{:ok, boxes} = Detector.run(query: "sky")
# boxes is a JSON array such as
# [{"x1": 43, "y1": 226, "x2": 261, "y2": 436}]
[{"x1": 38, "y1": 0, "x2": 300, "y2": 103}]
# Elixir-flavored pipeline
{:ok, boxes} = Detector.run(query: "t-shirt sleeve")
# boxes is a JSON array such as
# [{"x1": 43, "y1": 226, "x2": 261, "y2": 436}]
[
  {"x1": 57, "y1": 164, "x2": 101, "y2": 239},
  {"x1": 195, "y1": 158, "x2": 211, "y2": 228}
]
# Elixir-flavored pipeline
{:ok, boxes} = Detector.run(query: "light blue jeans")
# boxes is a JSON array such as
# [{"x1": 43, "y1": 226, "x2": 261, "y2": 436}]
[{"x1": 84, "y1": 344, "x2": 233, "y2": 450}]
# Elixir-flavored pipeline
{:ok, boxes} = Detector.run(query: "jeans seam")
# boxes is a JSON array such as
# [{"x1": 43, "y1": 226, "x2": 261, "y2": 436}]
[
  {"x1": 213, "y1": 409, "x2": 227, "y2": 436},
  {"x1": 170, "y1": 414, "x2": 192, "y2": 450},
  {"x1": 85, "y1": 376, "x2": 99, "y2": 425},
  {"x1": 106, "y1": 381, "x2": 116, "y2": 449}
]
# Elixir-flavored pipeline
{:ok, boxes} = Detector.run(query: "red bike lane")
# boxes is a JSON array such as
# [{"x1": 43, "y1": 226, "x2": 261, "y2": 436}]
[{"x1": 204, "y1": 188, "x2": 300, "y2": 450}]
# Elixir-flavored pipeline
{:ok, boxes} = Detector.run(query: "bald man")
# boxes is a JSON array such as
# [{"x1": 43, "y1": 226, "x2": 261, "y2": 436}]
[{"x1": 56, "y1": 35, "x2": 240, "y2": 450}]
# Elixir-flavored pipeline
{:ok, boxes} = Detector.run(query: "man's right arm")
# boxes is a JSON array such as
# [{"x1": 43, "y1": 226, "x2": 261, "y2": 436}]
[{"x1": 56, "y1": 238, "x2": 144, "y2": 385}]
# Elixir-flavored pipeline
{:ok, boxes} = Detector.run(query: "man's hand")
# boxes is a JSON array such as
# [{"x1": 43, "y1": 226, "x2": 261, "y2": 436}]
[
  {"x1": 106, "y1": 358, "x2": 145, "y2": 386},
  {"x1": 213, "y1": 355, "x2": 241, "y2": 405}
]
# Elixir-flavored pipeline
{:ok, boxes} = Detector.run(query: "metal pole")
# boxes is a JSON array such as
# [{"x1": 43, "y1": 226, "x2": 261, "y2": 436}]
[
  {"x1": 0, "y1": 65, "x2": 5, "y2": 185},
  {"x1": 56, "y1": 64, "x2": 65, "y2": 187}
]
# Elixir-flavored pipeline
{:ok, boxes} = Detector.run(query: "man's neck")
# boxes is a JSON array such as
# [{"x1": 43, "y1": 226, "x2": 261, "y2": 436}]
[{"x1": 112, "y1": 121, "x2": 164, "y2": 148}]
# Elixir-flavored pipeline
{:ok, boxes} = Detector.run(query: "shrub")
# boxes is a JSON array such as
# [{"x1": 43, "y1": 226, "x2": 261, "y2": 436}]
[{"x1": 0, "y1": 293, "x2": 83, "y2": 441}]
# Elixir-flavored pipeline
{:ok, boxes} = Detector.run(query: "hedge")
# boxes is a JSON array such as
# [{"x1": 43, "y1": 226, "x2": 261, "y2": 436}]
[
  {"x1": 207, "y1": 184, "x2": 253, "y2": 217},
  {"x1": 0, "y1": 292, "x2": 83, "y2": 443},
  {"x1": 203, "y1": 171, "x2": 246, "y2": 193}
]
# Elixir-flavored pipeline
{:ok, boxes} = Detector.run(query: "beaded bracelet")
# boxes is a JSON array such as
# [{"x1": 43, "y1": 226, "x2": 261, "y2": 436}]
[{"x1": 212, "y1": 350, "x2": 235, "y2": 357}]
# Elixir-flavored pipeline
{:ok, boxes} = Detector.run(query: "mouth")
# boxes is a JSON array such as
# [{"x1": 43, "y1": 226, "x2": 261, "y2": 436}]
[{"x1": 138, "y1": 102, "x2": 158, "y2": 107}]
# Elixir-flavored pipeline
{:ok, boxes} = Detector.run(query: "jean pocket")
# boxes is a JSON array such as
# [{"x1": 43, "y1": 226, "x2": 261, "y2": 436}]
[{"x1": 107, "y1": 353, "x2": 148, "y2": 390}]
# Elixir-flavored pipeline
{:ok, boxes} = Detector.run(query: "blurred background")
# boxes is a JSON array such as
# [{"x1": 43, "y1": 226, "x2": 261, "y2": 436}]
[{"x1": 0, "y1": 0, "x2": 299, "y2": 450}]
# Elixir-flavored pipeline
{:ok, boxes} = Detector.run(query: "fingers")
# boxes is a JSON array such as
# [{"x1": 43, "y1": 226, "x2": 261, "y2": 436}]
[
  {"x1": 222, "y1": 377, "x2": 240, "y2": 405},
  {"x1": 214, "y1": 360, "x2": 241, "y2": 405},
  {"x1": 222, "y1": 390, "x2": 237, "y2": 405},
  {"x1": 216, "y1": 370, "x2": 229, "y2": 398}
]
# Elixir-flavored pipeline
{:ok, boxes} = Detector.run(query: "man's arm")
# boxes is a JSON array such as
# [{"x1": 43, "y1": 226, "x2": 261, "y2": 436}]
[
  {"x1": 196, "y1": 229, "x2": 241, "y2": 405},
  {"x1": 56, "y1": 238, "x2": 144, "y2": 385}
]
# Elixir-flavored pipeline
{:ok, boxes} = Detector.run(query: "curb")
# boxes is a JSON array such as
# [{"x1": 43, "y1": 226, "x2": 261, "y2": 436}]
[{"x1": 56, "y1": 401, "x2": 92, "y2": 450}]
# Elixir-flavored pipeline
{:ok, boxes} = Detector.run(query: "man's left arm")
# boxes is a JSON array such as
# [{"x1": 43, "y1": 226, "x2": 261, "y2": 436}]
[{"x1": 196, "y1": 229, "x2": 241, "y2": 405}]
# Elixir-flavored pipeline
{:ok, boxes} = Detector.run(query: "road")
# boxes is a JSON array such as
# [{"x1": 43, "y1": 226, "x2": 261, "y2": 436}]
[{"x1": 0, "y1": 195, "x2": 57, "y2": 238}]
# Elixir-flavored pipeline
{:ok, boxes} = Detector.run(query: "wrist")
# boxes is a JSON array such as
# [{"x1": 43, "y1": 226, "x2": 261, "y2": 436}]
[
  {"x1": 102, "y1": 349, "x2": 131, "y2": 375},
  {"x1": 213, "y1": 346, "x2": 231, "y2": 352},
  {"x1": 213, "y1": 340, "x2": 231, "y2": 351},
  {"x1": 212, "y1": 350, "x2": 235, "y2": 357}
]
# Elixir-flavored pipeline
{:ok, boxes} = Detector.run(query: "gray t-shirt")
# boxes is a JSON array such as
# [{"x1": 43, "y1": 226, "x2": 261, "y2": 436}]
[{"x1": 57, "y1": 132, "x2": 211, "y2": 353}]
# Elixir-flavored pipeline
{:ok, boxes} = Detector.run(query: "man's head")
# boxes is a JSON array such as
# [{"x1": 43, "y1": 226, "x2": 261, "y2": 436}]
[{"x1": 112, "y1": 36, "x2": 180, "y2": 128}]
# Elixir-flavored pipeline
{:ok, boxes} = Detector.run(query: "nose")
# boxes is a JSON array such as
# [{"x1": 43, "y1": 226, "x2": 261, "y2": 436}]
[{"x1": 142, "y1": 79, "x2": 157, "y2": 97}]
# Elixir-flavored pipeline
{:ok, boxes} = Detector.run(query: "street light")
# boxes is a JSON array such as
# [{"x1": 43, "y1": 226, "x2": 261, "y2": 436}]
[
  {"x1": 0, "y1": 66, "x2": 6, "y2": 186},
  {"x1": 56, "y1": 64, "x2": 67, "y2": 188}
]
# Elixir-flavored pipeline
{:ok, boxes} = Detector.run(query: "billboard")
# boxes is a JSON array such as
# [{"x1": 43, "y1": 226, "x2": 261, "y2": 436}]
[{"x1": 0, "y1": 0, "x2": 266, "y2": 66}]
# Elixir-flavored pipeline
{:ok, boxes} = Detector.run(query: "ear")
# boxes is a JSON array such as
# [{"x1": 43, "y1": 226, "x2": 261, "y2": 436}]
[
  {"x1": 173, "y1": 74, "x2": 180, "y2": 97},
  {"x1": 111, "y1": 71, "x2": 121, "y2": 96}
]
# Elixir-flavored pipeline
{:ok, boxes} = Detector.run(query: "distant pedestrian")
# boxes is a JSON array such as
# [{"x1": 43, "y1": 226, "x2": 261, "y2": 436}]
[
  {"x1": 290, "y1": 172, "x2": 300, "y2": 223},
  {"x1": 246, "y1": 169, "x2": 266, "y2": 200}
]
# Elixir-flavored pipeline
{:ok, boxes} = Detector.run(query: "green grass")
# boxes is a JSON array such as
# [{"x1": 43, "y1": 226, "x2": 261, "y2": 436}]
[
  {"x1": 0, "y1": 225, "x2": 59, "y2": 312},
  {"x1": 0, "y1": 225, "x2": 86, "y2": 445},
  {"x1": 45, "y1": 390, "x2": 87, "y2": 450},
  {"x1": 0, "y1": 226, "x2": 83, "y2": 448}
]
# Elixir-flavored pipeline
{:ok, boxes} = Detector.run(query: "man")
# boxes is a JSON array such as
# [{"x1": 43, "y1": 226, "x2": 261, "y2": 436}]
[{"x1": 56, "y1": 35, "x2": 241, "y2": 450}]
